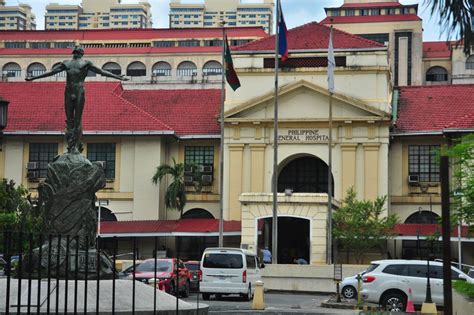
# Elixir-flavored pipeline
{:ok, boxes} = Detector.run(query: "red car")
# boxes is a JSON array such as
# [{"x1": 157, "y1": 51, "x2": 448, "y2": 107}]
[
  {"x1": 129, "y1": 258, "x2": 191, "y2": 297},
  {"x1": 184, "y1": 260, "x2": 202, "y2": 291}
]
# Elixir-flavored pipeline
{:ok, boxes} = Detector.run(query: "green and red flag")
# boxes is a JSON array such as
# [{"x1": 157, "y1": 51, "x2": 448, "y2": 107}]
[{"x1": 224, "y1": 35, "x2": 241, "y2": 91}]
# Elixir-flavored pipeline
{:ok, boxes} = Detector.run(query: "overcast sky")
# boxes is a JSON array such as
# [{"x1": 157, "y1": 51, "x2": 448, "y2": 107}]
[{"x1": 6, "y1": 0, "x2": 448, "y2": 41}]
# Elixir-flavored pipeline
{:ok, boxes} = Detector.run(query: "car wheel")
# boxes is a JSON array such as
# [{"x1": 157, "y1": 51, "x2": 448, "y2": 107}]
[
  {"x1": 342, "y1": 285, "x2": 357, "y2": 299},
  {"x1": 381, "y1": 291, "x2": 407, "y2": 312},
  {"x1": 202, "y1": 293, "x2": 210, "y2": 300},
  {"x1": 182, "y1": 281, "x2": 190, "y2": 298},
  {"x1": 241, "y1": 284, "x2": 252, "y2": 301}
]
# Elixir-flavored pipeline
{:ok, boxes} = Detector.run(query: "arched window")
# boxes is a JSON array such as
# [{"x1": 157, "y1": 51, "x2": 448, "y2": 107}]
[
  {"x1": 2, "y1": 62, "x2": 21, "y2": 77},
  {"x1": 181, "y1": 208, "x2": 214, "y2": 219},
  {"x1": 126, "y1": 61, "x2": 146, "y2": 77},
  {"x1": 27, "y1": 63, "x2": 46, "y2": 77},
  {"x1": 152, "y1": 61, "x2": 171, "y2": 76},
  {"x1": 102, "y1": 62, "x2": 122, "y2": 75},
  {"x1": 405, "y1": 210, "x2": 439, "y2": 224},
  {"x1": 52, "y1": 62, "x2": 66, "y2": 77},
  {"x1": 177, "y1": 61, "x2": 197, "y2": 77},
  {"x1": 466, "y1": 55, "x2": 474, "y2": 70},
  {"x1": 426, "y1": 66, "x2": 448, "y2": 82},
  {"x1": 203, "y1": 60, "x2": 222, "y2": 76},
  {"x1": 278, "y1": 155, "x2": 334, "y2": 195}
]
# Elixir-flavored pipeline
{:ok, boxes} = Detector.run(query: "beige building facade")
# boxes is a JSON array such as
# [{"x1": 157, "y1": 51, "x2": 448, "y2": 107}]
[
  {"x1": 170, "y1": 0, "x2": 274, "y2": 34},
  {"x1": 45, "y1": 0, "x2": 152, "y2": 30},
  {"x1": 0, "y1": 1, "x2": 36, "y2": 30}
]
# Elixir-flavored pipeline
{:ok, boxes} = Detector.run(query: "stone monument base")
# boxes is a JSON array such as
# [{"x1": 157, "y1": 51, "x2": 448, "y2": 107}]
[{"x1": 0, "y1": 279, "x2": 208, "y2": 314}]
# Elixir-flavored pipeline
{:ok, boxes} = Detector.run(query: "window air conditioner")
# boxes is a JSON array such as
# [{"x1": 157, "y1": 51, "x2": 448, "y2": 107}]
[
  {"x1": 27, "y1": 171, "x2": 39, "y2": 180},
  {"x1": 202, "y1": 174, "x2": 213, "y2": 185},
  {"x1": 184, "y1": 165, "x2": 193, "y2": 174},
  {"x1": 184, "y1": 175, "x2": 194, "y2": 184},
  {"x1": 202, "y1": 165, "x2": 213, "y2": 173},
  {"x1": 27, "y1": 162, "x2": 38, "y2": 171},
  {"x1": 408, "y1": 174, "x2": 419, "y2": 185}
]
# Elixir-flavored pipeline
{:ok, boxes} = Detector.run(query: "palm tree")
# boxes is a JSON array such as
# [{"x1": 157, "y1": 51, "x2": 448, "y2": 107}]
[
  {"x1": 152, "y1": 158, "x2": 187, "y2": 218},
  {"x1": 426, "y1": 0, "x2": 472, "y2": 54}
]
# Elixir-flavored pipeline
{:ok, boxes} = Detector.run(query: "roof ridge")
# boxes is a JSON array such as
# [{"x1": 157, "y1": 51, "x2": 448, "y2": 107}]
[{"x1": 111, "y1": 84, "x2": 174, "y2": 131}]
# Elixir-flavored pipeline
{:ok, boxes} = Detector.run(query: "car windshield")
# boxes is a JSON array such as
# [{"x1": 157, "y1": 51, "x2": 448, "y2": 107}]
[
  {"x1": 203, "y1": 253, "x2": 243, "y2": 269},
  {"x1": 365, "y1": 263, "x2": 379, "y2": 273},
  {"x1": 135, "y1": 260, "x2": 172, "y2": 272},
  {"x1": 185, "y1": 263, "x2": 200, "y2": 271}
]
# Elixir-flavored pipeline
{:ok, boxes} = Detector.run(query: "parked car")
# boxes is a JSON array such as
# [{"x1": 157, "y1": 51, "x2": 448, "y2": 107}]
[
  {"x1": 360, "y1": 259, "x2": 474, "y2": 312},
  {"x1": 128, "y1": 258, "x2": 191, "y2": 297},
  {"x1": 340, "y1": 270, "x2": 366, "y2": 299},
  {"x1": 118, "y1": 262, "x2": 141, "y2": 278},
  {"x1": 200, "y1": 247, "x2": 263, "y2": 301},
  {"x1": 184, "y1": 260, "x2": 201, "y2": 291},
  {"x1": 468, "y1": 268, "x2": 474, "y2": 278}
]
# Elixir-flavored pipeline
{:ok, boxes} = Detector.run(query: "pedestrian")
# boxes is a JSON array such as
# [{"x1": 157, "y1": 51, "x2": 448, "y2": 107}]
[
  {"x1": 293, "y1": 257, "x2": 309, "y2": 265},
  {"x1": 262, "y1": 246, "x2": 272, "y2": 264}
]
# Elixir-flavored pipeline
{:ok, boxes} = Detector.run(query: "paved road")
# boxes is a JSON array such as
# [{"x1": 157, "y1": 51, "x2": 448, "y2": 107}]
[{"x1": 182, "y1": 292, "x2": 359, "y2": 314}]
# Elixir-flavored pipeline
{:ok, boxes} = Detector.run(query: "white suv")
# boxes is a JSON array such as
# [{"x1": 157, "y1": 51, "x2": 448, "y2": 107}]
[{"x1": 360, "y1": 259, "x2": 473, "y2": 312}]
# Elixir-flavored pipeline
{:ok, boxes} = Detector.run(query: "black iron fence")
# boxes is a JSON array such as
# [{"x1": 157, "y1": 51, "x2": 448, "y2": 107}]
[{"x1": 0, "y1": 231, "x2": 206, "y2": 314}]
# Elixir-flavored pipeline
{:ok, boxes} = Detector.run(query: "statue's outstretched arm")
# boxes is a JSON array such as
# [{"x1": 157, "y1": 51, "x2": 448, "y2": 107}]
[
  {"x1": 26, "y1": 63, "x2": 65, "y2": 81},
  {"x1": 89, "y1": 64, "x2": 129, "y2": 81}
]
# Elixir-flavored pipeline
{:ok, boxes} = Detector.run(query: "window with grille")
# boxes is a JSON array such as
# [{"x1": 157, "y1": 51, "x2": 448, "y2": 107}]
[
  {"x1": 263, "y1": 56, "x2": 346, "y2": 69},
  {"x1": 29, "y1": 143, "x2": 58, "y2": 178},
  {"x1": 426, "y1": 66, "x2": 448, "y2": 82},
  {"x1": 359, "y1": 33, "x2": 389, "y2": 45},
  {"x1": 87, "y1": 143, "x2": 116, "y2": 179},
  {"x1": 408, "y1": 145, "x2": 440, "y2": 182},
  {"x1": 184, "y1": 146, "x2": 214, "y2": 166},
  {"x1": 465, "y1": 55, "x2": 474, "y2": 70}
]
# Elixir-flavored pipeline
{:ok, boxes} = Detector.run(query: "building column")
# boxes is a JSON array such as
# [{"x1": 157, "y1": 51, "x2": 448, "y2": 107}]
[
  {"x1": 341, "y1": 143, "x2": 358, "y2": 199},
  {"x1": 228, "y1": 144, "x2": 244, "y2": 220},
  {"x1": 250, "y1": 144, "x2": 266, "y2": 193},
  {"x1": 364, "y1": 143, "x2": 380, "y2": 200}
]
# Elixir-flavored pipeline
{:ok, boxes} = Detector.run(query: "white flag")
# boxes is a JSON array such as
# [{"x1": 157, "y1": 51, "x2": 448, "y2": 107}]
[{"x1": 327, "y1": 26, "x2": 335, "y2": 93}]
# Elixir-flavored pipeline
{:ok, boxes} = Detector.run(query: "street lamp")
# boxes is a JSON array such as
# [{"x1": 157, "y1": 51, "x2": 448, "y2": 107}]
[{"x1": 0, "y1": 96, "x2": 10, "y2": 151}]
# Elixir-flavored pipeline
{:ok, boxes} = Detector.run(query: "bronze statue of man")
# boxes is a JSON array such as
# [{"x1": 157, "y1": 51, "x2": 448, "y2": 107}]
[{"x1": 26, "y1": 45, "x2": 129, "y2": 153}]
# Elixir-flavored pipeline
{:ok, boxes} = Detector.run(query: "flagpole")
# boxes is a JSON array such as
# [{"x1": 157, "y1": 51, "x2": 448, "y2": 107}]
[
  {"x1": 327, "y1": 24, "x2": 334, "y2": 265},
  {"x1": 272, "y1": 0, "x2": 280, "y2": 265},
  {"x1": 218, "y1": 21, "x2": 226, "y2": 247}
]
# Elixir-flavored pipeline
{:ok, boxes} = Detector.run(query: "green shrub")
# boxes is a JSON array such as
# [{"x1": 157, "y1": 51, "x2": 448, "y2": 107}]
[{"x1": 453, "y1": 280, "x2": 474, "y2": 299}]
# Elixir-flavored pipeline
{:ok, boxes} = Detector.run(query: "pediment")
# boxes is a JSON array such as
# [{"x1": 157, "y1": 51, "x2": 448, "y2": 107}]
[{"x1": 225, "y1": 80, "x2": 390, "y2": 122}]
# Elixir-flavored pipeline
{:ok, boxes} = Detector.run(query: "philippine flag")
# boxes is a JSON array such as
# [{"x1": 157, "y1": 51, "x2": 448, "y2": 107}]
[{"x1": 278, "y1": 0, "x2": 288, "y2": 62}]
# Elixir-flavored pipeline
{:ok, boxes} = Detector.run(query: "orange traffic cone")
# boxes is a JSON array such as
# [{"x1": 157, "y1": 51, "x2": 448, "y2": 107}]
[{"x1": 406, "y1": 288, "x2": 415, "y2": 313}]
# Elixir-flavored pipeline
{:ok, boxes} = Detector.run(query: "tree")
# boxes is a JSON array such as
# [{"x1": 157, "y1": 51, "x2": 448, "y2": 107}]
[
  {"x1": 152, "y1": 158, "x2": 187, "y2": 218},
  {"x1": 0, "y1": 179, "x2": 30, "y2": 231},
  {"x1": 444, "y1": 134, "x2": 474, "y2": 227},
  {"x1": 426, "y1": 0, "x2": 473, "y2": 54},
  {"x1": 333, "y1": 188, "x2": 399, "y2": 263}
]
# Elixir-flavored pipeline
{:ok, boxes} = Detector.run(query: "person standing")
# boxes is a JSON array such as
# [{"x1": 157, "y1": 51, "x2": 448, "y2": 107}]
[{"x1": 262, "y1": 246, "x2": 272, "y2": 264}]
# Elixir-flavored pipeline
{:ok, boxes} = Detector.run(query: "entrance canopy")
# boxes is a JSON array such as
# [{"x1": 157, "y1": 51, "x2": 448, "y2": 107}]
[
  {"x1": 100, "y1": 219, "x2": 241, "y2": 238},
  {"x1": 394, "y1": 224, "x2": 474, "y2": 242}
]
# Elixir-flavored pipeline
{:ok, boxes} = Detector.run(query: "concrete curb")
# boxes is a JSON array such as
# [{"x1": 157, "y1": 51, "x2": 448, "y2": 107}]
[{"x1": 320, "y1": 298, "x2": 379, "y2": 311}]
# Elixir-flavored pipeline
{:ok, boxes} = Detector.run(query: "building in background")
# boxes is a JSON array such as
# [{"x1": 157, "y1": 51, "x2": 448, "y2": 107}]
[
  {"x1": 321, "y1": 0, "x2": 423, "y2": 86},
  {"x1": 0, "y1": 27, "x2": 267, "y2": 84},
  {"x1": 45, "y1": 0, "x2": 152, "y2": 30},
  {"x1": 0, "y1": 0, "x2": 36, "y2": 30},
  {"x1": 170, "y1": 0, "x2": 274, "y2": 34}
]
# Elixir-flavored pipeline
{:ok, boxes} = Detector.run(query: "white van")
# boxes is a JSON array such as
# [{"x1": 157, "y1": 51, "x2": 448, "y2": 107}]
[{"x1": 200, "y1": 247, "x2": 263, "y2": 301}]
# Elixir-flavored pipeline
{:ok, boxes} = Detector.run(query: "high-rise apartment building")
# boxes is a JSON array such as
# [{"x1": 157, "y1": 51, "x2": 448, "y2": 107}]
[
  {"x1": 0, "y1": 1, "x2": 36, "y2": 30},
  {"x1": 45, "y1": 0, "x2": 152, "y2": 30},
  {"x1": 170, "y1": 0, "x2": 274, "y2": 34}
]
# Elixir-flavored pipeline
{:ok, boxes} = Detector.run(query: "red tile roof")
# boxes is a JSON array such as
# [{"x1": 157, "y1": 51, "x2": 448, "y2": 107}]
[
  {"x1": 235, "y1": 21, "x2": 384, "y2": 53},
  {"x1": 394, "y1": 85, "x2": 474, "y2": 134},
  {"x1": 0, "y1": 46, "x2": 225, "y2": 56},
  {"x1": 0, "y1": 27, "x2": 267, "y2": 41},
  {"x1": 0, "y1": 82, "x2": 221, "y2": 136},
  {"x1": 341, "y1": 2, "x2": 405, "y2": 8},
  {"x1": 423, "y1": 41, "x2": 455, "y2": 59},
  {"x1": 100, "y1": 219, "x2": 241, "y2": 235},
  {"x1": 320, "y1": 14, "x2": 421, "y2": 24},
  {"x1": 121, "y1": 88, "x2": 220, "y2": 136}
]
